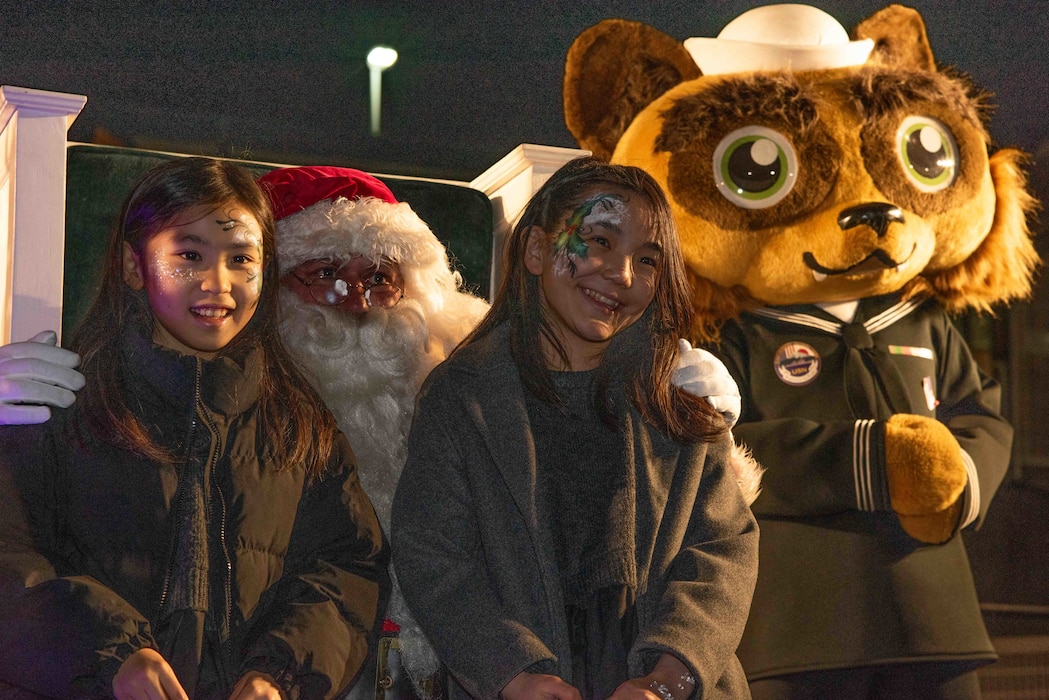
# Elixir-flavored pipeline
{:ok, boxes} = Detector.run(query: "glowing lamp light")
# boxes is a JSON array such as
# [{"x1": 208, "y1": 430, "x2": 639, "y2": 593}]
[
  {"x1": 367, "y1": 46, "x2": 398, "y2": 136},
  {"x1": 367, "y1": 46, "x2": 398, "y2": 71}
]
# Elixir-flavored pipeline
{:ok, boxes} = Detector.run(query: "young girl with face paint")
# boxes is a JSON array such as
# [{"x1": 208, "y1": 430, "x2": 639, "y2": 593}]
[
  {"x1": 391, "y1": 157, "x2": 759, "y2": 700},
  {"x1": 0, "y1": 157, "x2": 389, "y2": 700}
]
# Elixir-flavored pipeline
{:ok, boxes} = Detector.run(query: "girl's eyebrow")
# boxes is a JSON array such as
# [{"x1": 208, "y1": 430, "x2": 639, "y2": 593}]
[
  {"x1": 174, "y1": 233, "x2": 211, "y2": 246},
  {"x1": 173, "y1": 232, "x2": 260, "y2": 251}
]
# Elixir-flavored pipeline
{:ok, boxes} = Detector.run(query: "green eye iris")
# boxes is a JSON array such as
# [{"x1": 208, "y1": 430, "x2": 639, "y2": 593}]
[
  {"x1": 897, "y1": 116, "x2": 958, "y2": 193},
  {"x1": 713, "y1": 126, "x2": 798, "y2": 209}
]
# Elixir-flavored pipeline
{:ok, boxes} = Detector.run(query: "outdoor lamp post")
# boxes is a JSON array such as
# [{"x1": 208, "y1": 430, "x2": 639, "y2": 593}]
[{"x1": 367, "y1": 46, "x2": 398, "y2": 136}]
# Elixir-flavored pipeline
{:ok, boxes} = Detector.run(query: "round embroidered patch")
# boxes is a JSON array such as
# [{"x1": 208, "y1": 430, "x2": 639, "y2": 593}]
[{"x1": 774, "y1": 342, "x2": 821, "y2": 386}]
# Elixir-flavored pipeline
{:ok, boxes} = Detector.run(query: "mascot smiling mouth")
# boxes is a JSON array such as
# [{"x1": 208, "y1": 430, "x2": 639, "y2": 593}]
[
  {"x1": 803, "y1": 245, "x2": 916, "y2": 282},
  {"x1": 803, "y1": 202, "x2": 915, "y2": 281}
]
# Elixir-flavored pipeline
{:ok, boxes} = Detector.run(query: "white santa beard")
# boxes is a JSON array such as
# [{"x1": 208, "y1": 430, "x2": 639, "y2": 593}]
[
  {"x1": 279, "y1": 290, "x2": 429, "y2": 530},
  {"x1": 280, "y1": 292, "x2": 443, "y2": 686}
]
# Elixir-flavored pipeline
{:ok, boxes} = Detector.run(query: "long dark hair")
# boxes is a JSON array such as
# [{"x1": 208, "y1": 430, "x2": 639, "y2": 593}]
[
  {"x1": 465, "y1": 156, "x2": 723, "y2": 443},
  {"x1": 70, "y1": 157, "x2": 338, "y2": 477}
]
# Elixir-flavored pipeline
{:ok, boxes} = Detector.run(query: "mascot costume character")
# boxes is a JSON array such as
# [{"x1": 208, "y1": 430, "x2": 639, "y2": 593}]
[{"x1": 563, "y1": 3, "x2": 1040, "y2": 697}]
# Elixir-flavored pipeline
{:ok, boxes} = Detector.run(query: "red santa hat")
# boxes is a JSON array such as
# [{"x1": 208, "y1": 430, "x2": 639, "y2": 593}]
[{"x1": 258, "y1": 165, "x2": 445, "y2": 275}]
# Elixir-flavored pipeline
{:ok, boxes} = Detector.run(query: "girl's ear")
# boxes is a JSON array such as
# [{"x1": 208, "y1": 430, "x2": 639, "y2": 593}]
[
  {"x1": 122, "y1": 242, "x2": 145, "y2": 291},
  {"x1": 524, "y1": 226, "x2": 547, "y2": 275}
]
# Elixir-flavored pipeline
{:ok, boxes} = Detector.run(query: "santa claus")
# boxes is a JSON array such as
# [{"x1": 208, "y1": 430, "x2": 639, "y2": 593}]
[
  {"x1": 259, "y1": 165, "x2": 490, "y2": 698},
  {"x1": 262, "y1": 166, "x2": 489, "y2": 523}
]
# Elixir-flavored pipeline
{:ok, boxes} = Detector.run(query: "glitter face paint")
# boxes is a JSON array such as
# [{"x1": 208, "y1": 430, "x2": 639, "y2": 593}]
[
  {"x1": 126, "y1": 202, "x2": 264, "y2": 358},
  {"x1": 525, "y1": 185, "x2": 660, "y2": 370},
  {"x1": 551, "y1": 193, "x2": 628, "y2": 277}
]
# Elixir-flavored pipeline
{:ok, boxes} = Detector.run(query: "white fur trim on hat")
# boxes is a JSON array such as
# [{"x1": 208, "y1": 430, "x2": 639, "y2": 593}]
[
  {"x1": 276, "y1": 195, "x2": 447, "y2": 276},
  {"x1": 684, "y1": 3, "x2": 874, "y2": 76}
]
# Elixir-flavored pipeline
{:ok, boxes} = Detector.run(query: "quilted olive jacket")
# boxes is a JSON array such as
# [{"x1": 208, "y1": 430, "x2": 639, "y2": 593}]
[{"x1": 0, "y1": 324, "x2": 389, "y2": 699}]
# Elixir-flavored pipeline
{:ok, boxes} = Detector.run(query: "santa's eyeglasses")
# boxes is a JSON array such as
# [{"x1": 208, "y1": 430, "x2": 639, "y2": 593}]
[{"x1": 292, "y1": 269, "x2": 404, "y2": 308}]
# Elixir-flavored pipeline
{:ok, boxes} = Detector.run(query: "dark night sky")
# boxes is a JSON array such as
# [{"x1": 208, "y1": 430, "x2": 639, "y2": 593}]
[{"x1": 3, "y1": 1, "x2": 1047, "y2": 182}]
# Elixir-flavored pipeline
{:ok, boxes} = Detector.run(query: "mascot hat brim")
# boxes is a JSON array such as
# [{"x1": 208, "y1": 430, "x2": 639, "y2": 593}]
[{"x1": 685, "y1": 3, "x2": 873, "y2": 75}]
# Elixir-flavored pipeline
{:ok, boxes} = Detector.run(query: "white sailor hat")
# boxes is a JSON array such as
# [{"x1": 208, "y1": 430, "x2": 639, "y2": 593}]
[{"x1": 684, "y1": 4, "x2": 874, "y2": 75}]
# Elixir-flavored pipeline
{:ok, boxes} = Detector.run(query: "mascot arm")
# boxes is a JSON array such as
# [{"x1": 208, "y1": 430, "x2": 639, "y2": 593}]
[
  {"x1": 717, "y1": 307, "x2": 1011, "y2": 544},
  {"x1": 724, "y1": 335, "x2": 1010, "y2": 545},
  {"x1": 886, "y1": 313, "x2": 1013, "y2": 544},
  {"x1": 933, "y1": 318, "x2": 1013, "y2": 530},
  {"x1": 893, "y1": 321, "x2": 1015, "y2": 545},
  {"x1": 728, "y1": 402, "x2": 979, "y2": 545},
  {"x1": 715, "y1": 327, "x2": 897, "y2": 519},
  {"x1": 732, "y1": 417, "x2": 894, "y2": 518}
]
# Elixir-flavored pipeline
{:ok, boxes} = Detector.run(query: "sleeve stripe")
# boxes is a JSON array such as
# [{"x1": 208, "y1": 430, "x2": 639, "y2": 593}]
[
  {"x1": 960, "y1": 448, "x2": 980, "y2": 528},
  {"x1": 854, "y1": 419, "x2": 877, "y2": 511}
]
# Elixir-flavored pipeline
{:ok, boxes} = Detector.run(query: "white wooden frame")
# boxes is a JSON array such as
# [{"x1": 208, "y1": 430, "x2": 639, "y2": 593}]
[{"x1": 0, "y1": 86, "x2": 86, "y2": 344}]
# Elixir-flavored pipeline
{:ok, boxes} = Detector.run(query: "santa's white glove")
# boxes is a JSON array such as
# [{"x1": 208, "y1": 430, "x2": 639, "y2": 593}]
[
  {"x1": 0, "y1": 331, "x2": 85, "y2": 425},
  {"x1": 673, "y1": 338, "x2": 741, "y2": 427}
]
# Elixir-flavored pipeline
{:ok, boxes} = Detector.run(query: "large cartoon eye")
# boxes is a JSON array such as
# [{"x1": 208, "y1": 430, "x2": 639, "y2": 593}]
[
  {"x1": 712, "y1": 126, "x2": 798, "y2": 209},
  {"x1": 897, "y1": 116, "x2": 958, "y2": 193}
]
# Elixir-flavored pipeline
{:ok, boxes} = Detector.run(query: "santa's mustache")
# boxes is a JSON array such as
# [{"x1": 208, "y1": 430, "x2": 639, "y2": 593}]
[{"x1": 279, "y1": 291, "x2": 429, "y2": 363}]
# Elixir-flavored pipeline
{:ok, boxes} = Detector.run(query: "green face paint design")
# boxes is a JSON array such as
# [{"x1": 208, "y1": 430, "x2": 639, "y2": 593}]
[{"x1": 551, "y1": 193, "x2": 627, "y2": 277}]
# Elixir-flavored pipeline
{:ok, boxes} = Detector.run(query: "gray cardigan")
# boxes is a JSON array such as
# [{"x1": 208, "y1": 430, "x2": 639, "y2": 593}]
[{"x1": 391, "y1": 327, "x2": 758, "y2": 699}]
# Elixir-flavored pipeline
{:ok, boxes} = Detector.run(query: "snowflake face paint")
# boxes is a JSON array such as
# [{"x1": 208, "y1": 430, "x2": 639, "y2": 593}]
[
  {"x1": 222, "y1": 215, "x2": 263, "y2": 299},
  {"x1": 525, "y1": 185, "x2": 661, "y2": 370},
  {"x1": 124, "y1": 202, "x2": 264, "y2": 358},
  {"x1": 552, "y1": 193, "x2": 629, "y2": 277}
]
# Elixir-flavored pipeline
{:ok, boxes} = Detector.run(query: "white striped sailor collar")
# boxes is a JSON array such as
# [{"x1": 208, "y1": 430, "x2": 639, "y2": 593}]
[{"x1": 744, "y1": 293, "x2": 930, "y2": 337}]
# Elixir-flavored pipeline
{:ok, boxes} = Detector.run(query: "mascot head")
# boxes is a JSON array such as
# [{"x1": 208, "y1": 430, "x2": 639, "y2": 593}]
[{"x1": 564, "y1": 4, "x2": 1039, "y2": 341}]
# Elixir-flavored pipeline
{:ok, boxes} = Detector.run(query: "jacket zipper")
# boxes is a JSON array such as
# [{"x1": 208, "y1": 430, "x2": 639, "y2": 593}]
[{"x1": 194, "y1": 359, "x2": 235, "y2": 667}]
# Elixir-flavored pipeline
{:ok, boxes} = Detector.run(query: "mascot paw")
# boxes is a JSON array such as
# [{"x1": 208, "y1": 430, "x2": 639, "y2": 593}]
[
  {"x1": 884, "y1": 414, "x2": 967, "y2": 516},
  {"x1": 897, "y1": 500, "x2": 963, "y2": 544}
]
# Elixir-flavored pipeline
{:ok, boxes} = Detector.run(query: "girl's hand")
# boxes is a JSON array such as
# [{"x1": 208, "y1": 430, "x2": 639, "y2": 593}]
[
  {"x1": 608, "y1": 653, "x2": 695, "y2": 700},
  {"x1": 112, "y1": 648, "x2": 189, "y2": 700},
  {"x1": 501, "y1": 671, "x2": 582, "y2": 700},
  {"x1": 605, "y1": 678, "x2": 662, "y2": 700},
  {"x1": 229, "y1": 671, "x2": 283, "y2": 700}
]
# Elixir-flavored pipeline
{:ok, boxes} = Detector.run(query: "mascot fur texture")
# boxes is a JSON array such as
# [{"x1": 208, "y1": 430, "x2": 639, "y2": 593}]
[{"x1": 564, "y1": 2, "x2": 1039, "y2": 689}]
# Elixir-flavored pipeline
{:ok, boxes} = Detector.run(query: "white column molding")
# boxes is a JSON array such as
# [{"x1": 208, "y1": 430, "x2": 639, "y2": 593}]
[
  {"x1": 0, "y1": 86, "x2": 86, "y2": 344},
  {"x1": 471, "y1": 144, "x2": 589, "y2": 299}
]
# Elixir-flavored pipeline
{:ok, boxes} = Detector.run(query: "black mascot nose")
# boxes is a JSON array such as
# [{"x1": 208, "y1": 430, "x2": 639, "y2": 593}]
[{"x1": 838, "y1": 203, "x2": 905, "y2": 238}]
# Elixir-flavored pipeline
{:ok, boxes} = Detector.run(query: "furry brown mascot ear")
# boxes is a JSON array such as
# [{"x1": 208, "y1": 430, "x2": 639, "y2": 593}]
[
  {"x1": 855, "y1": 5, "x2": 1040, "y2": 313},
  {"x1": 854, "y1": 4, "x2": 936, "y2": 70},
  {"x1": 564, "y1": 19, "x2": 698, "y2": 162}
]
